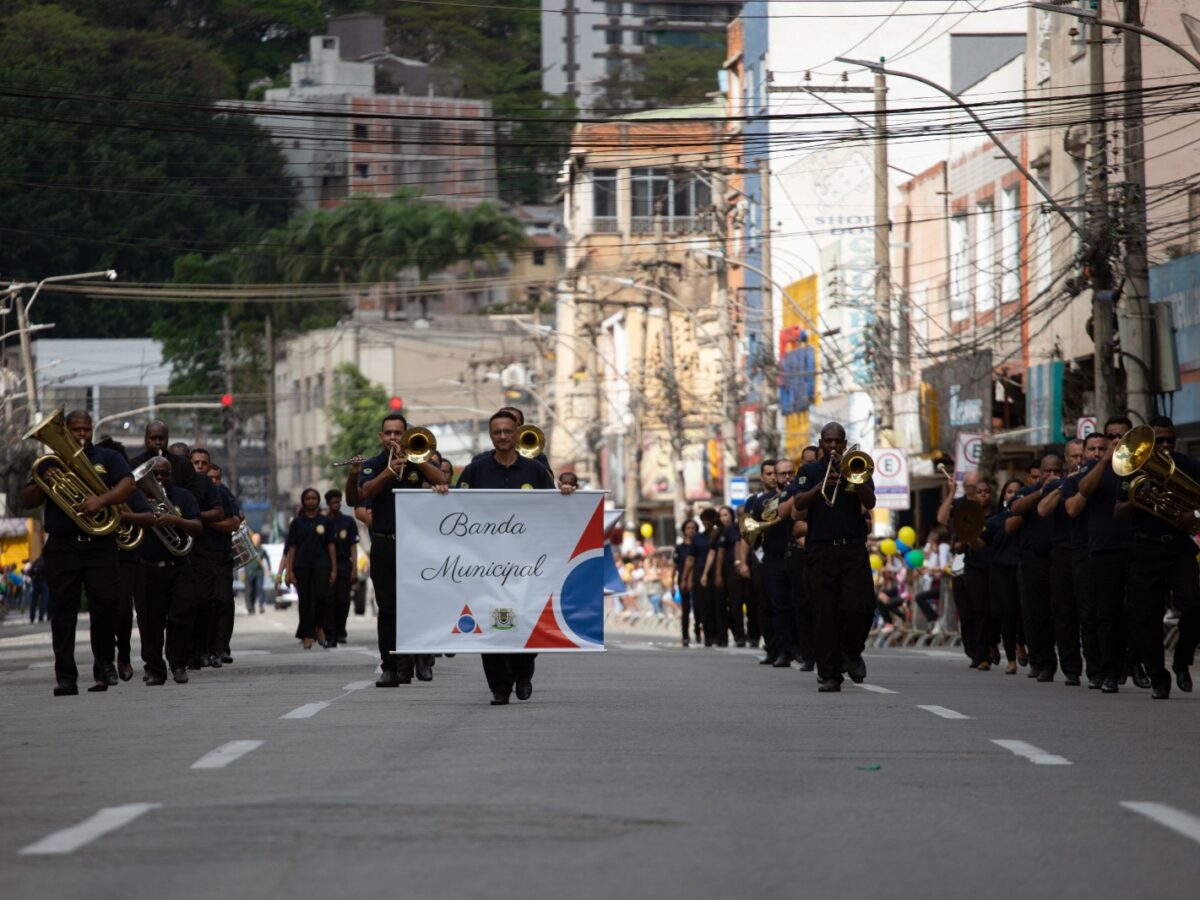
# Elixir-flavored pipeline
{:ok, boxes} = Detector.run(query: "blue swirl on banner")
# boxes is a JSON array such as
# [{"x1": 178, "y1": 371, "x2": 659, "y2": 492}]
[{"x1": 559, "y1": 555, "x2": 605, "y2": 646}]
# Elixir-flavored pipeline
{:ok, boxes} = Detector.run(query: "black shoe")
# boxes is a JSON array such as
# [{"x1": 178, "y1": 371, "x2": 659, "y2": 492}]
[
  {"x1": 735, "y1": 640, "x2": 746, "y2": 648},
  {"x1": 846, "y1": 657, "x2": 867, "y2": 684},
  {"x1": 758, "y1": 654, "x2": 774, "y2": 665},
  {"x1": 171, "y1": 667, "x2": 189, "y2": 684},
  {"x1": 376, "y1": 670, "x2": 401, "y2": 688},
  {"x1": 337, "y1": 633, "x2": 348, "y2": 643},
  {"x1": 1037, "y1": 670, "x2": 1054, "y2": 683},
  {"x1": 53, "y1": 680, "x2": 78, "y2": 697},
  {"x1": 515, "y1": 682, "x2": 533, "y2": 701},
  {"x1": 1027, "y1": 668, "x2": 1040, "y2": 678},
  {"x1": 1064, "y1": 674, "x2": 1081, "y2": 686},
  {"x1": 207, "y1": 655, "x2": 222, "y2": 669},
  {"x1": 103, "y1": 663, "x2": 119, "y2": 686},
  {"x1": 117, "y1": 661, "x2": 134, "y2": 682},
  {"x1": 1131, "y1": 664, "x2": 1151, "y2": 690},
  {"x1": 817, "y1": 679, "x2": 841, "y2": 693},
  {"x1": 186, "y1": 657, "x2": 202, "y2": 671},
  {"x1": 415, "y1": 661, "x2": 433, "y2": 682},
  {"x1": 490, "y1": 690, "x2": 511, "y2": 705},
  {"x1": 772, "y1": 654, "x2": 793, "y2": 668},
  {"x1": 990, "y1": 645, "x2": 1001, "y2": 665},
  {"x1": 1174, "y1": 666, "x2": 1193, "y2": 693},
  {"x1": 1152, "y1": 682, "x2": 1170, "y2": 700},
  {"x1": 220, "y1": 654, "x2": 233, "y2": 664},
  {"x1": 397, "y1": 672, "x2": 413, "y2": 684},
  {"x1": 682, "y1": 637, "x2": 690, "y2": 647},
  {"x1": 968, "y1": 661, "x2": 980, "y2": 669},
  {"x1": 1101, "y1": 677, "x2": 1119, "y2": 694},
  {"x1": 799, "y1": 659, "x2": 815, "y2": 672},
  {"x1": 87, "y1": 682, "x2": 108, "y2": 693},
  {"x1": 1087, "y1": 676, "x2": 1103, "y2": 690},
  {"x1": 146, "y1": 672, "x2": 167, "y2": 686}
]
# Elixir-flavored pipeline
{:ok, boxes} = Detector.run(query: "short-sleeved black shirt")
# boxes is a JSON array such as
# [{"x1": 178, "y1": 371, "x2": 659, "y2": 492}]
[
  {"x1": 120, "y1": 490, "x2": 153, "y2": 559},
  {"x1": 470, "y1": 448, "x2": 553, "y2": 478},
  {"x1": 191, "y1": 473, "x2": 225, "y2": 559},
  {"x1": 141, "y1": 485, "x2": 201, "y2": 564},
  {"x1": 1085, "y1": 465, "x2": 1134, "y2": 553},
  {"x1": 1013, "y1": 485, "x2": 1054, "y2": 554},
  {"x1": 358, "y1": 451, "x2": 426, "y2": 534},
  {"x1": 457, "y1": 453, "x2": 555, "y2": 491},
  {"x1": 757, "y1": 483, "x2": 802, "y2": 556},
  {"x1": 673, "y1": 541, "x2": 691, "y2": 577},
  {"x1": 329, "y1": 511, "x2": 359, "y2": 563},
  {"x1": 796, "y1": 460, "x2": 872, "y2": 544},
  {"x1": 37, "y1": 444, "x2": 132, "y2": 537},
  {"x1": 981, "y1": 509, "x2": 1018, "y2": 567},
  {"x1": 1057, "y1": 473, "x2": 1090, "y2": 551},
  {"x1": 285, "y1": 513, "x2": 334, "y2": 569},
  {"x1": 720, "y1": 522, "x2": 741, "y2": 573}
]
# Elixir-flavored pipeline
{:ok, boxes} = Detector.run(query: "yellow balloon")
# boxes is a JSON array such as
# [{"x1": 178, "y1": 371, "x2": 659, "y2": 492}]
[
  {"x1": 880, "y1": 538, "x2": 898, "y2": 557},
  {"x1": 639, "y1": 522, "x2": 654, "y2": 539},
  {"x1": 897, "y1": 526, "x2": 917, "y2": 548},
  {"x1": 869, "y1": 553, "x2": 884, "y2": 571}
]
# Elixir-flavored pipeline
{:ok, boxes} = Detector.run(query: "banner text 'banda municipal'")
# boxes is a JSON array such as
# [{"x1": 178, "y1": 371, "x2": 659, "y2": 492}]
[{"x1": 394, "y1": 489, "x2": 607, "y2": 654}]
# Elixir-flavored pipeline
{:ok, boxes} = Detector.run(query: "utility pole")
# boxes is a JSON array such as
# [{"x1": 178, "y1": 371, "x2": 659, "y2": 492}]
[
  {"x1": 757, "y1": 157, "x2": 779, "y2": 456},
  {"x1": 1121, "y1": 0, "x2": 1154, "y2": 422},
  {"x1": 264, "y1": 313, "x2": 277, "y2": 538},
  {"x1": 872, "y1": 65, "x2": 894, "y2": 444},
  {"x1": 221, "y1": 311, "x2": 239, "y2": 490},
  {"x1": 710, "y1": 166, "x2": 740, "y2": 503},
  {"x1": 651, "y1": 214, "x2": 688, "y2": 530},
  {"x1": 1087, "y1": 16, "x2": 1116, "y2": 425},
  {"x1": 16, "y1": 298, "x2": 39, "y2": 429}
]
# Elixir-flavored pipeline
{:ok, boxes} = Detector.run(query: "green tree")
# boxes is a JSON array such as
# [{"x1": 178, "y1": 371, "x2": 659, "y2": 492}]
[
  {"x1": 596, "y1": 45, "x2": 726, "y2": 113},
  {"x1": 328, "y1": 362, "x2": 390, "y2": 463}
]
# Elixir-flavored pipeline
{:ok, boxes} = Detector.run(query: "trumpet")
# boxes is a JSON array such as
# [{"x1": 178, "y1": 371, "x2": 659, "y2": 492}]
[
  {"x1": 516, "y1": 424, "x2": 545, "y2": 459},
  {"x1": 820, "y1": 445, "x2": 874, "y2": 507}
]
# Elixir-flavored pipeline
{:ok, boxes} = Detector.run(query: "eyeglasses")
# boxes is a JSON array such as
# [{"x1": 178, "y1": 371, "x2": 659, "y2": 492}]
[{"x1": 1156, "y1": 437, "x2": 1177, "y2": 447}]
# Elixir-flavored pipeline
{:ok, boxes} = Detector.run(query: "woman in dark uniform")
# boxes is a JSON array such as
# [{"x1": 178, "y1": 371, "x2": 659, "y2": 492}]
[
  {"x1": 281, "y1": 488, "x2": 336, "y2": 649},
  {"x1": 983, "y1": 479, "x2": 1024, "y2": 674},
  {"x1": 674, "y1": 520, "x2": 699, "y2": 647}
]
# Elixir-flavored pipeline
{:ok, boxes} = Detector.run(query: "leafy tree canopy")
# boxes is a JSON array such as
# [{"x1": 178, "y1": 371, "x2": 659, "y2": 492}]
[
  {"x1": 596, "y1": 45, "x2": 726, "y2": 113},
  {"x1": 328, "y1": 362, "x2": 391, "y2": 463}
]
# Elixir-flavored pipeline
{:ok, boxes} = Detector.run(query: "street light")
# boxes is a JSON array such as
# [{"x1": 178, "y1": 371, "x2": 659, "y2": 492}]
[
  {"x1": 1029, "y1": 2, "x2": 1200, "y2": 74},
  {"x1": 5, "y1": 270, "x2": 118, "y2": 428}
]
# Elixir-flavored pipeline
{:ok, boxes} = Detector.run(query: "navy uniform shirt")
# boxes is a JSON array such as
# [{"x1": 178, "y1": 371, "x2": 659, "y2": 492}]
[
  {"x1": 965, "y1": 504, "x2": 995, "y2": 568},
  {"x1": 285, "y1": 513, "x2": 334, "y2": 569},
  {"x1": 191, "y1": 472, "x2": 225, "y2": 559},
  {"x1": 457, "y1": 453, "x2": 555, "y2": 491},
  {"x1": 1039, "y1": 477, "x2": 1078, "y2": 547},
  {"x1": 796, "y1": 461, "x2": 872, "y2": 544},
  {"x1": 141, "y1": 485, "x2": 200, "y2": 564},
  {"x1": 36, "y1": 444, "x2": 133, "y2": 538},
  {"x1": 1085, "y1": 465, "x2": 1134, "y2": 553},
  {"x1": 759, "y1": 483, "x2": 802, "y2": 556},
  {"x1": 673, "y1": 541, "x2": 692, "y2": 579},
  {"x1": 1057, "y1": 472, "x2": 1090, "y2": 552},
  {"x1": 214, "y1": 484, "x2": 241, "y2": 558},
  {"x1": 1013, "y1": 485, "x2": 1054, "y2": 554},
  {"x1": 329, "y1": 512, "x2": 359, "y2": 565},
  {"x1": 721, "y1": 522, "x2": 741, "y2": 575},
  {"x1": 690, "y1": 530, "x2": 712, "y2": 573},
  {"x1": 982, "y1": 509, "x2": 1019, "y2": 567},
  {"x1": 470, "y1": 448, "x2": 553, "y2": 478},
  {"x1": 1127, "y1": 450, "x2": 1200, "y2": 546},
  {"x1": 358, "y1": 451, "x2": 426, "y2": 534}
]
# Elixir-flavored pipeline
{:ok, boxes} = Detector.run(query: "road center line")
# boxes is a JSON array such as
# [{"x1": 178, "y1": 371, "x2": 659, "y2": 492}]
[
  {"x1": 342, "y1": 680, "x2": 374, "y2": 691},
  {"x1": 854, "y1": 683, "x2": 899, "y2": 694},
  {"x1": 280, "y1": 701, "x2": 331, "y2": 720},
  {"x1": 991, "y1": 739, "x2": 1072, "y2": 766},
  {"x1": 19, "y1": 803, "x2": 161, "y2": 855},
  {"x1": 191, "y1": 740, "x2": 263, "y2": 770},
  {"x1": 918, "y1": 704, "x2": 970, "y2": 719},
  {"x1": 1120, "y1": 802, "x2": 1200, "y2": 844}
]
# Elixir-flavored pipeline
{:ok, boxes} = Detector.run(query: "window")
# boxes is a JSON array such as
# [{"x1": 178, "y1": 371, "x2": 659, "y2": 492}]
[
  {"x1": 313, "y1": 373, "x2": 325, "y2": 408},
  {"x1": 593, "y1": 169, "x2": 618, "y2": 223},
  {"x1": 533, "y1": 249, "x2": 546, "y2": 266},
  {"x1": 631, "y1": 168, "x2": 710, "y2": 231},
  {"x1": 632, "y1": 3, "x2": 649, "y2": 13},
  {"x1": 975, "y1": 201, "x2": 996, "y2": 315},
  {"x1": 1001, "y1": 186, "x2": 1021, "y2": 302},
  {"x1": 460, "y1": 128, "x2": 476, "y2": 145},
  {"x1": 950, "y1": 215, "x2": 969, "y2": 323},
  {"x1": 606, "y1": 29, "x2": 623, "y2": 46},
  {"x1": 353, "y1": 122, "x2": 368, "y2": 139},
  {"x1": 605, "y1": 2, "x2": 622, "y2": 15},
  {"x1": 354, "y1": 163, "x2": 369, "y2": 178},
  {"x1": 303, "y1": 376, "x2": 311, "y2": 412},
  {"x1": 291, "y1": 379, "x2": 301, "y2": 414}
]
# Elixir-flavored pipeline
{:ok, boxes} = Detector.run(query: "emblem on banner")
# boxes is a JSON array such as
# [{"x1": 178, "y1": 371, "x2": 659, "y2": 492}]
[
  {"x1": 491, "y1": 607, "x2": 516, "y2": 630},
  {"x1": 451, "y1": 604, "x2": 483, "y2": 634}
]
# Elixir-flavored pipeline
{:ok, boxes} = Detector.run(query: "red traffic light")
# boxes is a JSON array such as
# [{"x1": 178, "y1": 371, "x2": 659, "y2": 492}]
[
  {"x1": 388, "y1": 396, "x2": 403, "y2": 411},
  {"x1": 220, "y1": 393, "x2": 234, "y2": 407}
]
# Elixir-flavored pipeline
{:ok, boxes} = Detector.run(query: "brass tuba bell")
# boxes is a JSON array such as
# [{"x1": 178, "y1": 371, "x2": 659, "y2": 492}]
[
  {"x1": 1112, "y1": 425, "x2": 1200, "y2": 533},
  {"x1": 516, "y1": 424, "x2": 546, "y2": 459}
]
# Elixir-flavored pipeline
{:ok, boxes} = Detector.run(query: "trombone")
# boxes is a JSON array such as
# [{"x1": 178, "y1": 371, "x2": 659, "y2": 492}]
[
  {"x1": 331, "y1": 426, "x2": 438, "y2": 467},
  {"x1": 516, "y1": 424, "x2": 545, "y2": 459},
  {"x1": 819, "y1": 445, "x2": 874, "y2": 507}
]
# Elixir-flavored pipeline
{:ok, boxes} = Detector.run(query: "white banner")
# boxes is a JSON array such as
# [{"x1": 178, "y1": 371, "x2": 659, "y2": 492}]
[
  {"x1": 394, "y1": 489, "x2": 607, "y2": 654},
  {"x1": 868, "y1": 447, "x2": 910, "y2": 511}
]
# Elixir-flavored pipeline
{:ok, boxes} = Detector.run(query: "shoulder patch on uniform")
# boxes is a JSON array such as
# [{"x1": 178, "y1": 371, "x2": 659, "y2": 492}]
[
  {"x1": 93, "y1": 464, "x2": 107, "y2": 474},
  {"x1": 315, "y1": 524, "x2": 326, "y2": 535},
  {"x1": 407, "y1": 471, "x2": 419, "y2": 482},
  {"x1": 338, "y1": 529, "x2": 348, "y2": 540},
  {"x1": 459, "y1": 482, "x2": 469, "y2": 489}
]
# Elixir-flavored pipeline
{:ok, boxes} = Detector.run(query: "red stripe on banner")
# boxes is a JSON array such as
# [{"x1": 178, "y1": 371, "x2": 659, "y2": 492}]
[
  {"x1": 569, "y1": 499, "x2": 605, "y2": 562},
  {"x1": 524, "y1": 596, "x2": 577, "y2": 649}
]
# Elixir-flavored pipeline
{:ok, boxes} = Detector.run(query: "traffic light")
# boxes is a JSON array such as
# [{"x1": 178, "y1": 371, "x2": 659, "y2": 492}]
[
  {"x1": 389, "y1": 396, "x2": 403, "y2": 411},
  {"x1": 220, "y1": 393, "x2": 234, "y2": 407}
]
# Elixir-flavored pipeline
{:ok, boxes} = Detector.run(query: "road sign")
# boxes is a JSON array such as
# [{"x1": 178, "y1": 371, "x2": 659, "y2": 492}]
[
  {"x1": 1077, "y1": 417, "x2": 1097, "y2": 440},
  {"x1": 869, "y1": 447, "x2": 909, "y2": 511},
  {"x1": 728, "y1": 475, "x2": 749, "y2": 507},
  {"x1": 954, "y1": 432, "x2": 983, "y2": 482}
]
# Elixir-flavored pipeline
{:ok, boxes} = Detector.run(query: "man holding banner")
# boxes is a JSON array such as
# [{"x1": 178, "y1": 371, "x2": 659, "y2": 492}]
[{"x1": 431, "y1": 409, "x2": 585, "y2": 705}]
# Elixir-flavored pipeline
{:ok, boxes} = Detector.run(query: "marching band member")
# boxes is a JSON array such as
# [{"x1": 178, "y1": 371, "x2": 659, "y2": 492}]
[
  {"x1": 433, "y1": 409, "x2": 573, "y2": 705},
  {"x1": 202, "y1": 459, "x2": 242, "y2": 663},
  {"x1": 961, "y1": 479, "x2": 996, "y2": 670},
  {"x1": 792, "y1": 422, "x2": 877, "y2": 692},
  {"x1": 97, "y1": 435, "x2": 143, "y2": 684},
  {"x1": 130, "y1": 421, "x2": 197, "y2": 497},
  {"x1": 189, "y1": 448, "x2": 241, "y2": 667},
  {"x1": 324, "y1": 489, "x2": 359, "y2": 645},
  {"x1": 738, "y1": 458, "x2": 800, "y2": 667},
  {"x1": 937, "y1": 470, "x2": 981, "y2": 667},
  {"x1": 22, "y1": 410, "x2": 135, "y2": 696},
  {"x1": 345, "y1": 412, "x2": 447, "y2": 687},
  {"x1": 1008, "y1": 454, "x2": 1063, "y2": 682},
  {"x1": 280, "y1": 488, "x2": 335, "y2": 649},
  {"x1": 736, "y1": 459, "x2": 777, "y2": 663},
  {"x1": 788, "y1": 445, "x2": 820, "y2": 670},
  {"x1": 674, "y1": 519, "x2": 700, "y2": 647},
  {"x1": 1061, "y1": 432, "x2": 1107, "y2": 687},
  {"x1": 1035, "y1": 439, "x2": 1085, "y2": 686},
  {"x1": 982, "y1": 480, "x2": 1023, "y2": 673}
]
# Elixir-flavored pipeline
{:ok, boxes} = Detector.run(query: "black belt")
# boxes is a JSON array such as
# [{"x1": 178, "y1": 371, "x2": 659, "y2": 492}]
[
  {"x1": 140, "y1": 559, "x2": 182, "y2": 568},
  {"x1": 1135, "y1": 532, "x2": 1178, "y2": 544},
  {"x1": 370, "y1": 531, "x2": 395, "y2": 540},
  {"x1": 49, "y1": 534, "x2": 113, "y2": 543},
  {"x1": 812, "y1": 537, "x2": 859, "y2": 547}
]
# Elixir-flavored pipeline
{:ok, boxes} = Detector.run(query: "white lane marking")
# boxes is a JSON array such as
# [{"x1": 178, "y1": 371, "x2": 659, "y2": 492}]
[
  {"x1": 19, "y1": 803, "x2": 161, "y2": 855},
  {"x1": 190, "y1": 740, "x2": 264, "y2": 770},
  {"x1": 1120, "y1": 802, "x2": 1200, "y2": 845},
  {"x1": 854, "y1": 683, "x2": 899, "y2": 694},
  {"x1": 991, "y1": 739, "x2": 1072, "y2": 766},
  {"x1": 342, "y1": 680, "x2": 374, "y2": 691},
  {"x1": 280, "y1": 701, "x2": 331, "y2": 720},
  {"x1": 918, "y1": 704, "x2": 970, "y2": 720},
  {"x1": 614, "y1": 642, "x2": 661, "y2": 652},
  {"x1": 271, "y1": 622, "x2": 286, "y2": 630},
  {"x1": 27, "y1": 661, "x2": 55, "y2": 670}
]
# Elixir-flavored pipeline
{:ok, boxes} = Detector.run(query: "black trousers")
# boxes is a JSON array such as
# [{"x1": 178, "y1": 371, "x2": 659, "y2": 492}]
[
  {"x1": 294, "y1": 566, "x2": 331, "y2": 640},
  {"x1": 370, "y1": 537, "x2": 414, "y2": 675},
  {"x1": 748, "y1": 556, "x2": 772, "y2": 653},
  {"x1": 190, "y1": 553, "x2": 220, "y2": 660},
  {"x1": 724, "y1": 570, "x2": 748, "y2": 645},
  {"x1": 951, "y1": 574, "x2": 974, "y2": 662},
  {"x1": 698, "y1": 580, "x2": 725, "y2": 646},
  {"x1": 806, "y1": 542, "x2": 874, "y2": 683},
  {"x1": 961, "y1": 566, "x2": 993, "y2": 663},
  {"x1": 481, "y1": 653, "x2": 536, "y2": 696},
  {"x1": 679, "y1": 588, "x2": 698, "y2": 643},
  {"x1": 1019, "y1": 550, "x2": 1056, "y2": 675},
  {"x1": 1129, "y1": 538, "x2": 1200, "y2": 687},
  {"x1": 116, "y1": 556, "x2": 141, "y2": 665},
  {"x1": 1050, "y1": 545, "x2": 1082, "y2": 677},
  {"x1": 137, "y1": 560, "x2": 197, "y2": 676},
  {"x1": 1072, "y1": 548, "x2": 1101, "y2": 680},
  {"x1": 1090, "y1": 548, "x2": 1132, "y2": 681},
  {"x1": 333, "y1": 566, "x2": 352, "y2": 638},
  {"x1": 762, "y1": 554, "x2": 796, "y2": 658},
  {"x1": 45, "y1": 536, "x2": 120, "y2": 684},
  {"x1": 213, "y1": 559, "x2": 234, "y2": 654},
  {"x1": 988, "y1": 565, "x2": 1021, "y2": 662},
  {"x1": 787, "y1": 550, "x2": 814, "y2": 663}
]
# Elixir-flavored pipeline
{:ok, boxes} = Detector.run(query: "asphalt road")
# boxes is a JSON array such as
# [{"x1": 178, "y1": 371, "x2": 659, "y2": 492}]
[{"x1": 2, "y1": 607, "x2": 1199, "y2": 899}]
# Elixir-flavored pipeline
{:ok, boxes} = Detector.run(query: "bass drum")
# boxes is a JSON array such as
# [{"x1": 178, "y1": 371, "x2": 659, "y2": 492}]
[{"x1": 231, "y1": 523, "x2": 257, "y2": 570}]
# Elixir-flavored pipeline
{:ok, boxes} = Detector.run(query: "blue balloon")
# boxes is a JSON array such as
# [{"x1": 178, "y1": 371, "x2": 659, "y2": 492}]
[{"x1": 895, "y1": 540, "x2": 911, "y2": 555}]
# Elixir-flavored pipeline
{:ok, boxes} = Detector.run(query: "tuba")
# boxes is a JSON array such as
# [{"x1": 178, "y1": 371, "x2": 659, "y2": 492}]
[
  {"x1": 397, "y1": 426, "x2": 436, "y2": 464},
  {"x1": 516, "y1": 424, "x2": 546, "y2": 459},
  {"x1": 131, "y1": 459, "x2": 193, "y2": 556},
  {"x1": 25, "y1": 407, "x2": 142, "y2": 549},
  {"x1": 1112, "y1": 425, "x2": 1200, "y2": 533}
]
